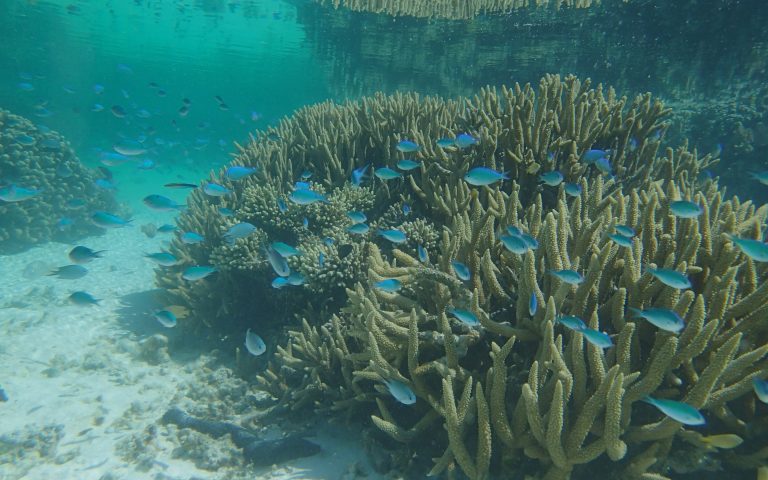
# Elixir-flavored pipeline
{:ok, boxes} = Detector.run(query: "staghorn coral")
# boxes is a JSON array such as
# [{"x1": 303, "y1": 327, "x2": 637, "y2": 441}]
[
  {"x1": 256, "y1": 174, "x2": 768, "y2": 479},
  {"x1": 0, "y1": 108, "x2": 117, "y2": 253}
]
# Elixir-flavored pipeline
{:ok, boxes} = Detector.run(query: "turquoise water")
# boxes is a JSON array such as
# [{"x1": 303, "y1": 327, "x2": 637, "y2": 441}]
[{"x1": 1, "y1": 1, "x2": 768, "y2": 479}]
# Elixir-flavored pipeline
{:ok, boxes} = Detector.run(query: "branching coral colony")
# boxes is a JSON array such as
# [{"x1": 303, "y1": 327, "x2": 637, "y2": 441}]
[{"x1": 155, "y1": 74, "x2": 768, "y2": 479}]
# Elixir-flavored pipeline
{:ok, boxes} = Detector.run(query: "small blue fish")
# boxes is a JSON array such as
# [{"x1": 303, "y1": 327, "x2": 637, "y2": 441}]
[
  {"x1": 581, "y1": 328, "x2": 614, "y2": 349},
  {"x1": 0, "y1": 184, "x2": 42, "y2": 202},
  {"x1": 615, "y1": 225, "x2": 636, "y2": 238},
  {"x1": 506, "y1": 226, "x2": 523, "y2": 236},
  {"x1": 455, "y1": 133, "x2": 478, "y2": 149},
  {"x1": 642, "y1": 396, "x2": 705, "y2": 426},
  {"x1": 748, "y1": 171, "x2": 768, "y2": 186},
  {"x1": 402, "y1": 203, "x2": 411, "y2": 216},
  {"x1": 136, "y1": 158, "x2": 155, "y2": 170},
  {"x1": 287, "y1": 271, "x2": 305, "y2": 286},
  {"x1": 95, "y1": 178, "x2": 116, "y2": 190},
  {"x1": 549, "y1": 269, "x2": 584, "y2": 285},
  {"x1": 436, "y1": 137, "x2": 456, "y2": 148},
  {"x1": 608, "y1": 233, "x2": 633, "y2": 248},
  {"x1": 375, "y1": 279, "x2": 402, "y2": 292},
  {"x1": 417, "y1": 244, "x2": 428, "y2": 263},
  {"x1": 374, "y1": 167, "x2": 402, "y2": 181},
  {"x1": 144, "y1": 252, "x2": 179, "y2": 267},
  {"x1": 628, "y1": 307, "x2": 685, "y2": 333},
  {"x1": 180, "y1": 232, "x2": 204, "y2": 244},
  {"x1": 203, "y1": 183, "x2": 232, "y2": 197},
  {"x1": 670, "y1": 200, "x2": 703, "y2": 218},
  {"x1": 288, "y1": 189, "x2": 328, "y2": 205},
  {"x1": 271, "y1": 242, "x2": 301, "y2": 258},
  {"x1": 272, "y1": 277, "x2": 289, "y2": 289},
  {"x1": 224, "y1": 223, "x2": 257, "y2": 245},
  {"x1": 17, "y1": 82, "x2": 34, "y2": 91},
  {"x1": 69, "y1": 246, "x2": 104, "y2": 264},
  {"x1": 351, "y1": 164, "x2": 369, "y2": 187},
  {"x1": 529, "y1": 293, "x2": 538, "y2": 316},
  {"x1": 300, "y1": 170, "x2": 312, "y2": 180},
  {"x1": 153, "y1": 310, "x2": 177, "y2": 328},
  {"x1": 265, "y1": 246, "x2": 290, "y2": 277},
  {"x1": 594, "y1": 157, "x2": 612, "y2": 175},
  {"x1": 383, "y1": 379, "x2": 416, "y2": 405},
  {"x1": 91, "y1": 211, "x2": 131, "y2": 228},
  {"x1": 396, "y1": 140, "x2": 420, "y2": 153},
  {"x1": 347, "y1": 211, "x2": 367, "y2": 224},
  {"x1": 277, "y1": 198, "x2": 288, "y2": 212},
  {"x1": 245, "y1": 329, "x2": 266, "y2": 356},
  {"x1": 157, "y1": 224, "x2": 177, "y2": 233},
  {"x1": 143, "y1": 194, "x2": 184, "y2": 211},
  {"x1": 48, "y1": 265, "x2": 88, "y2": 280},
  {"x1": 348, "y1": 223, "x2": 370, "y2": 235},
  {"x1": 727, "y1": 235, "x2": 768, "y2": 262},
  {"x1": 91, "y1": 103, "x2": 104, "y2": 112},
  {"x1": 500, "y1": 234, "x2": 528, "y2": 254},
  {"x1": 219, "y1": 207, "x2": 234, "y2": 217},
  {"x1": 396, "y1": 159, "x2": 420, "y2": 171},
  {"x1": 226, "y1": 166, "x2": 257, "y2": 181},
  {"x1": 14, "y1": 134, "x2": 36, "y2": 146},
  {"x1": 540, "y1": 171, "x2": 564, "y2": 187},
  {"x1": 646, "y1": 267, "x2": 691, "y2": 289},
  {"x1": 318, "y1": 253, "x2": 325, "y2": 268},
  {"x1": 583, "y1": 149, "x2": 609, "y2": 164},
  {"x1": 377, "y1": 229, "x2": 407, "y2": 244},
  {"x1": 753, "y1": 378, "x2": 768, "y2": 404},
  {"x1": 518, "y1": 232, "x2": 539, "y2": 250},
  {"x1": 556, "y1": 315, "x2": 587, "y2": 331},
  {"x1": 294, "y1": 181, "x2": 311, "y2": 190},
  {"x1": 447, "y1": 308, "x2": 479, "y2": 327},
  {"x1": 451, "y1": 260, "x2": 471, "y2": 281},
  {"x1": 464, "y1": 167, "x2": 508, "y2": 186},
  {"x1": 302, "y1": 217, "x2": 309, "y2": 228},
  {"x1": 182, "y1": 266, "x2": 217, "y2": 281},
  {"x1": 323, "y1": 237, "x2": 334, "y2": 247},
  {"x1": 68, "y1": 291, "x2": 99, "y2": 306},
  {"x1": 564, "y1": 183, "x2": 583, "y2": 197},
  {"x1": 57, "y1": 217, "x2": 74, "y2": 231}
]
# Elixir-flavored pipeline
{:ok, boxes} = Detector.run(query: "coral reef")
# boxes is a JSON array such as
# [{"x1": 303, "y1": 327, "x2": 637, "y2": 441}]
[{"x1": 0, "y1": 108, "x2": 117, "y2": 253}]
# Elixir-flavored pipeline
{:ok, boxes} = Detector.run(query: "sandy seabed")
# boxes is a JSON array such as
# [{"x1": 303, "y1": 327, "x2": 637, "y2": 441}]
[{"x1": 0, "y1": 212, "x2": 386, "y2": 480}]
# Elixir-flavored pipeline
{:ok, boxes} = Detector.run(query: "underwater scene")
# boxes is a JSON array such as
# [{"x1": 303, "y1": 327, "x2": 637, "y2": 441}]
[{"x1": 1, "y1": 0, "x2": 767, "y2": 479}]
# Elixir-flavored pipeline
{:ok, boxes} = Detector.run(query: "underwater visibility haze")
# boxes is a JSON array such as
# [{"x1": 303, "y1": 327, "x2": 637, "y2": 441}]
[{"x1": 1, "y1": 0, "x2": 767, "y2": 479}]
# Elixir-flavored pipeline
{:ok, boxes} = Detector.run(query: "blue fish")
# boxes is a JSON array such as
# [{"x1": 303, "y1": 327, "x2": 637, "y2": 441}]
[
  {"x1": 182, "y1": 266, "x2": 217, "y2": 281},
  {"x1": 271, "y1": 241, "x2": 302, "y2": 257},
  {"x1": 549, "y1": 269, "x2": 584, "y2": 285},
  {"x1": 402, "y1": 203, "x2": 411, "y2": 215},
  {"x1": 287, "y1": 271, "x2": 305, "y2": 286},
  {"x1": 347, "y1": 223, "x2": 370, "y2": 235},
  {"x1": 753, "y1": 378, "x2": 768, "y2": 404},
  {"x1": 417, "y1": 244, "x2": 428, "y2": 263},
  {"x1": 277, "y1": 198, "x2": 288, "y2": 212},
  {"x1": 556, "y1": 315, "x2": 587, "y2": 331},
  {"x1": 396, "y1": 140, "x2": 420, "y2": 153},
  {"x1": 642, "y1": 396, "x2": 705, "y2": 426},
  {"x1": 0, "y1": 184, "x2": 42, "y2": 202},
  {"x1": 144, "y1": 252, "x2": 179, "y2": 267},
  {"x1": 153, "y1": 310, "x2": 177, "y2": 328},
  {"x1": 396, "y1": 159, "x2": 420, "y2": 171},
  {"x1": 464, "y1": 167, "x2": 508, "y2": 186},
  {"x1": 245, "y1": 329, "x2": 266, "y2": 356},
  {"x1": 455, "y1": 133, "x2": 479, "y2": 149},
  {"x1": 323, "y1": 237, "x2": 335, "y2": 247},
  {"x1": 294, "y1": 181, "x2": 311, "y2": 190},
  {"x1": 447, "y1": 308, "x2": 479, "y2": 326},
  {"x1": 583, "y1": 149, "x2": 609, "y2": 164},
  {"x1": 540, "y1": 171, "x2": 564, "y2": 186},
  {"x1": 226, "y1": 166, "x2": 257, "y2": 181},
  {"x1": 203, "y1": 183, "x2": 232, "y2": 197},
  {"x1": 436, "y1": 137, "x2": 456, "y2": 148},
  {"x1": 302, "y1": 217, "x2": 309, "y2": 228},
  {"x1": 318, "y1": 252, "x2": 325, "y2": 268},
  {"x1": 347, "y1": 211, "x2": 367, "y2": 224},
  {"x1": 374, "y1": 167, "x2": 402, "y2": 180},
  {"x1": 529, "y1": 293, "x2": 538, "y2": 316},
  {"x1": 48, "y1": 265, "x2": 88, "y2": 280},
  {"x1": 68, "y1": 246, "x2": 104, "y2": 264},
  {"x1": 375, "y1": 279, "x2": 402, "y2": 292},
  {"x1": 670, "y1": 200, "x2": 703, "y2": 218},
  {"x1": 500, "y1": 234, "x2": 528, "y2": 254},
  {"x1": 219, "y1": 207, "x2": 234, "y2": 217},
  {"x1": 272, "y1": 277, "x2": 289, "y2": 289},
  {"x1": 608, "y1": 233, "x2": 633, "y2": 248},
  {"x1": 646, "y1": 267, "x2": 691, "y2": 289},
  {"x1": 564, "y1": 183, "x2": 582, "y2": 197},
  {"x1": 615, "y1": 225, "x2": 636, "y2": 238},
  {"x1": 91, "y1": 211, "x2": 131, "y2": 228},
  {"x1": 581, "y1": 328, "x2": 614, "y2": 349},
  {"x1": 143, "y1": 194, "x2": 184, "y2": 211},
  {"x1": 378, "y1": 228, "x2": 407, "y2": 244},
  {"x1": 95, "y1": 178, "x2": 116, "y2": 190},
  {"x1": 383, "y1": 379, "x2": 416, "y2": 405},
  {"x1": 628, "y1": 307, "x2": 685, "y2": 333},
  {"x1": 748, "y1": 171, "x2": 768, "y2": 186},
  {"x1": 727, "y1": 235, "x2": 768, "y2": 262},
  {"x1": 157, "y1": 224, "x2": 177, "y2": 233},
  {"x1": 224, "y1": 223, "x2": 257, "y2": 245},
  {"x1": 180, "y1": 231, "x2": 205, "y2": 244},
  {"x1": 57, "y1": 217, "x2": 74, "y2": 231},
  {"x1": 136, "y1": 158, "x2": 155, "y2": 170},
  {"x1": 265, "y1": 246, "x2": 290, "y2": 277},
  {"x1": 288, "y1": 189, "x2": 328, "y2": 205},
  {"x1": 14, "y1": 134, "x2": 36, "y2": 146},
  {"x1": 300, "y1": 170, "x2": 312, "y2": 180},
  {"x1": 68, "y1": 291, "x2": 99, "y2": 306},
  {"x1": 451, "y1": 260, "x2": 471, "y2": 281},
  {"x1": 351, "y1": 164, "x2": 369, "y2": 187},
  {"x1": 594, "y1": 157, "x2": 612, "y2": 175}
]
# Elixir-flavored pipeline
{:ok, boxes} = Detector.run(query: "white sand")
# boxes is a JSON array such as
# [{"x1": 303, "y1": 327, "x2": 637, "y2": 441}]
[{"x1": 0, "y1": 212, "x2": 386, "y2": 480}]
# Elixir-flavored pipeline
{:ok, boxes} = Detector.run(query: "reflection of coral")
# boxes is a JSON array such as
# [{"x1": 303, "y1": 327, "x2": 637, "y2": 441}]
[
  {"x1": 259, "y1": 176, "x2": 768, "y2": 479},
  {"x1": 0, "y1": 108, "x2": 117, "y2": 253},
  {"x1": 314, "y1": 0, "x2": 603, "y2": 19}
]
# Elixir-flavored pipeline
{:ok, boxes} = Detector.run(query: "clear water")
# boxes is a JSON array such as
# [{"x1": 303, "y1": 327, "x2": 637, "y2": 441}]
[{"x1": 1, "y1": 1, "x2": 767, "y2": 479}]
